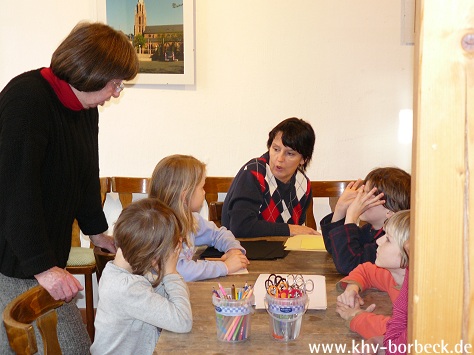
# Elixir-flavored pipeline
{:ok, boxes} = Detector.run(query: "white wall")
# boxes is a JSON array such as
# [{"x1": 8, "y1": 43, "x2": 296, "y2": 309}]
[{"x1": 1, "y1": 0, "x2": 414, "y2": 306}]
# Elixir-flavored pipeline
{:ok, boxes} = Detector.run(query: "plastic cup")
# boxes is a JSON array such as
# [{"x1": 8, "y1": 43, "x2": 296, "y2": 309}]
[
  {"x1": 212, "y1": 288, "x2": 255, "y2": 342},
  {"x1": 264, "y1": 293, "x2": 309, "y2": 341}
]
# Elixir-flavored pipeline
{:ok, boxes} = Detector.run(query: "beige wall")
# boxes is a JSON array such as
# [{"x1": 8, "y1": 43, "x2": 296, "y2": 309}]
[
  {"x1": 0, "y1": 0, "x2": 414, "y2": 306},
  {"x1": 1, "y1": 0, "x2": 413, "y2": 178}
]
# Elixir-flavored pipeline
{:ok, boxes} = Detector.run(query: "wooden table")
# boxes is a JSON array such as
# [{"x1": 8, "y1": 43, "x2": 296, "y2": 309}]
[{"x1": 155, "y1": 250, "x2": 392, "y2": 354}]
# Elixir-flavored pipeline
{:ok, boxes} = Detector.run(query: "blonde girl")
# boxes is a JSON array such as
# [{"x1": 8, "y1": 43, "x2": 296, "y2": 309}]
[
  {"x1": 149, "y1": 154, "x2": 249, "y2": 281},
  {"x1": 335, "y1": 210, "x2": 410, "y2": 339}
]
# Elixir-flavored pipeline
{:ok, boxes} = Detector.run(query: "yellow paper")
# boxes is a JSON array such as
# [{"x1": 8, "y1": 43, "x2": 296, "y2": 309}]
[
  {"x1": 284, "y1": 236, "x2": 302, "y2": 249},
  {"x1": 300, "y1": 237, "x2": 325, "y2": 250},
  {"x1": 284, "y1": 234, "x2": 326, "y2": 251}
]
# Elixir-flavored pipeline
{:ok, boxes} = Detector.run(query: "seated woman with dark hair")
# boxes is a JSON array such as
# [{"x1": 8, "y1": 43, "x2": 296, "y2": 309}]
[{"x1": 222, "y1": 117, "x2": 318, "y2": 238}]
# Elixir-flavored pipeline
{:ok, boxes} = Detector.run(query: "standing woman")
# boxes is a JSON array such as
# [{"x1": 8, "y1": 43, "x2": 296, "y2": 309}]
[
  {"x1": 0, "y1": 22, "x2": 138, "y2": 354},
  {"x1": 222, "y1": 117, "x2": 318, "y2": 238}
]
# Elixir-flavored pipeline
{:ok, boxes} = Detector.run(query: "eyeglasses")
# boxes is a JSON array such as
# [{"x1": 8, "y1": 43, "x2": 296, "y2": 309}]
[{"x1": 112, "y1": 81, "x2": 124, "y2": 93}]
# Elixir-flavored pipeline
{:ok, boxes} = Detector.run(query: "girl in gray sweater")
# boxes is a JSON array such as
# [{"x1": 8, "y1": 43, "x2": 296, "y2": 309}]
[{"x1": 91, "y1": 198, "x2": 192, "y2": 355}]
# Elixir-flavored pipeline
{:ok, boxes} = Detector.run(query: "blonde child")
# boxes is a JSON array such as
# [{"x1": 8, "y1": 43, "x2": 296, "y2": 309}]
[
  {"x1": 320, "y1": 167, "x2": 411, "y2": 275},
  {"x1": 352, "y1": 242, "x2": 410, "y2": 355},
  {"x1": 149, "y1": 154, "x2": 249, "y2": 282},
  {"x1": 91, "y1": 198, "x2": 192, "y2": 355},
  {"x1": 335, "y1": 209, "x2": 410, "y2": 340},
  {"x1": 382, "y1": 239, "x2": 410, "y2": 354}
]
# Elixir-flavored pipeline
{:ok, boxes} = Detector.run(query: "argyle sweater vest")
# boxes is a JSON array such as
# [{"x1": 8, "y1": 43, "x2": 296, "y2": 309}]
[{"x1": 248, "y1": 153, "x2": 311, "y2": 224}]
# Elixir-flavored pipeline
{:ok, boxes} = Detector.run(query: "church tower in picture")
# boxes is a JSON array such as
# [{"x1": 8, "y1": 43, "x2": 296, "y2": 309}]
[
  {"x1": 131, "y1": 0, "x2": 184, "y2": 63},
  {"x1": 134, "y1": 0, "x2": 146, "y2": 36}
]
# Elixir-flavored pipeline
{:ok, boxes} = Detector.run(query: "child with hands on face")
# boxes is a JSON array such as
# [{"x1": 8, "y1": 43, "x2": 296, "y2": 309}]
[
  {"x1": 91, "y1": 198, "x2": 192, "y2": 355},
  {"x1": 335, "y1": 210, "x2": 410, "y2": 340},
  {"x1": 320, "y1": 167, "x2": 411, "y2": 275},
  {"x1": 149, "y1": 154, "x2": 249, "y2": 282}
]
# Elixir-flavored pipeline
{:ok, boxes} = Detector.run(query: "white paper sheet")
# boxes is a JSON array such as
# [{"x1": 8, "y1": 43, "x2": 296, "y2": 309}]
[{"x1": 228, "y1": 268, "x2": 249, "y2": 275}]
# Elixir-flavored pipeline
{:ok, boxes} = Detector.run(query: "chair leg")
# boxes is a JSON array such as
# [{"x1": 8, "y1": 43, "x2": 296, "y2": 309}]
[{"x1": 84, "y1": 273, "x2": 95, "y2": 342}]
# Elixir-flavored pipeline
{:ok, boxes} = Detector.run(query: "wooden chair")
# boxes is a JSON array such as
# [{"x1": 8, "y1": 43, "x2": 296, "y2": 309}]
[
  {"x1": 66, "y1": 176, "x2": 111, "y2": 341},
  {"x1": 203, "y1": 177, "x2": 351, "y2": 231},
  {"x1": 2, "y1": 285, "x2": 64, "y2": 354},
  {"x1": 203, "y1": 177, "x2": 234, "y2": 227},
  {"x1": 111, "y1": 176, "x2": 150, "y2": 209},
  {"x1": 95, "y1": 177, "x2": 150, "y2": 279},
  {"x1": 305, "y1": 180, "x2": 351, "y2": 229}
]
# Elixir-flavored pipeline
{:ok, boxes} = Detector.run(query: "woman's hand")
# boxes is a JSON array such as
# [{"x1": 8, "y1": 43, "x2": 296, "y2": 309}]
[
  {"x1": 35, "y1": 266, "x2": 83, "y2": 302},
  {"x1": 332, "y1": 179, "x2": 363, "y2": 222},
  {"x1": 89, "y1": 233, "x2": 116, "y2": 253},
  {"x1": 336, "y1": 284, "x2": 363, "y2": 308},
  {"x1": 288, "y1": 224, "x2": 319, "y2": 236}
]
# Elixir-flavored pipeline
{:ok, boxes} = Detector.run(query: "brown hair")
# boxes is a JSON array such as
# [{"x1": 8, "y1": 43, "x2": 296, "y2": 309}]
[
  {"x1": 384, "y1": 209, "x2": 410, "y2": 268},
  {"x1": 266, "y1": 117, "x2": 316, "y2": 171},
  {"x1": 50, "y1": 21, "x2": 139, "y2": 92},
  {"x1": 149, "y1": 155, "x2": 206, "y2": 247},
  {"x1": 364, "y1": 167, "x2": 411, "y2": 212},
  {"x1": 113, "y1": 198, "x2": 181, "y2": 287}
]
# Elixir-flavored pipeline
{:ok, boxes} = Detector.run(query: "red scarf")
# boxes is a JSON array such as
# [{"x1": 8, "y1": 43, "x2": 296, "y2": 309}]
[{"x1": 40, "y1": 67, "x2": 84, "y2": 111}]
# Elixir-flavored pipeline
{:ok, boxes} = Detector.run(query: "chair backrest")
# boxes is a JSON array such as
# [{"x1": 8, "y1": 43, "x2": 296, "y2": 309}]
[
  {"x1": 111, "y1": 177, "x2": 150, "y2": 209},
  {"x1": 202, "y1": 177, "x2": 350, "y2": 230},
  {"x1": 305, "y1": 180, "x2": 351, "y2": 230},
  {"x1": 99, "y1": 177, "x2": 150, "y2": 278},
  {"x1": 2, "y1": 285, "x2": 64, "y2": 355},
  {"x1": 203, "y1": 177, "x2": 234, "y2": 227},
  {"x1": 71, "y1": 177, "x2": 112, "y2": 247}
]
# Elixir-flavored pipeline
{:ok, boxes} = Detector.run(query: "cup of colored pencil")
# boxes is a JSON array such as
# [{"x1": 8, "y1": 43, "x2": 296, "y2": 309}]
[{"x1": 211, "y1": 283, "x2": 255, "y2": 342}]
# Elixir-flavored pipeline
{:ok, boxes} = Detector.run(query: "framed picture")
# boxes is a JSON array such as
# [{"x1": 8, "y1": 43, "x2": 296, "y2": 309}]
[
  {"x1": 97, "y1": 0, "x2": 195, "y2": 85},
  {"x1": 401, "y1": 0, "x2": 415, "y2": 45}
]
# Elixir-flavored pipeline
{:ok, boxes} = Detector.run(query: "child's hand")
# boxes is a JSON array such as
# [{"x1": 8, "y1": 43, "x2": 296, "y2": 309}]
[
  {"x1": 164, "y1": 243, "x2": 182, "y2": 275},
  {"x1": 332, "y1": 180, "x2": 363, "y2": 222},
  {"x1": 224, "y1": 253, "x2": 249, "y2": 274},
  {"x1": 336, "y1": 300, "x2": 376, "y2": 321},
  {"x1": 221, "y1": 248, "x2": 245, "y2": 261},
  {"x1": 337, "y1": 284, "x2": 363, "y2": 308},
  {"x1": 345, "y1": 186, "x2": 385, "y2": 224}
]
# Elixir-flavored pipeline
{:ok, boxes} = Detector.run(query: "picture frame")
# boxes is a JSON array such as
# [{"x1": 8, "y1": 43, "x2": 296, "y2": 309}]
[
  {"x1": 96, "y1": 0, "x2": 195, "y2": 85},
  {"x1": 401, "y1": 0, "x2": 415, "y2": 46}
]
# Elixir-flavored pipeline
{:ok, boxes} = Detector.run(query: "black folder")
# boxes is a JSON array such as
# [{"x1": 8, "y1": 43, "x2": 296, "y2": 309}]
[{"x1": 200, "y1": 240, "x2": 288, "y2": 260}]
